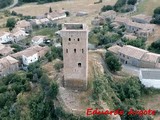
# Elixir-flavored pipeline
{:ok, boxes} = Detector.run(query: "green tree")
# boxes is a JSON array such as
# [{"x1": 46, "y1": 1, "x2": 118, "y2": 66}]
[
  {"x1": 105, "y1": 55, "x2": 122, "y2": 72},
  {"x1": 49, "y1": 7, "x2": 52, "y2": 13},
  {"x1": 127, "y1": 0, "x2": 137, "y2": 5},
  {"x1": 6, "y1": 18, "x2": 16, "y2": 29},
  {"x1": 101, "y1": 5, "x2": 113, "y2": 12}
]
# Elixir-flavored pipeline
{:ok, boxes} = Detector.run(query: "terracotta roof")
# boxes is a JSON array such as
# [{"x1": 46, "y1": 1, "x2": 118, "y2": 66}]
[
  {"x1": 11, "y1": 45, "x2": 49, "y2": 58},
  {"x1": 118, "y1": 45, "x2": 148, "y2": 60},
  {"x1": 108, "y1": 45, "x2": 122, "y2": 54},
  {"x1": 0, "y1": 32, "x2": 11, "y2": 37},
  {"x1": 16, "y1": 20, "x2": 31, "y2": 28},
  {"x1": 48, "y1": 11, "x2": 66, "y2": 18},
  {"x1": 0, "y1": 56, "x2": 18, "y2": 69},
  {"x1": 141, "y1": 52, "x2": 160, "y2": 63}
]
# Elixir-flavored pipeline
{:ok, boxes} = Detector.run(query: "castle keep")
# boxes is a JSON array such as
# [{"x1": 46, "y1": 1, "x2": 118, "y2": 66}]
[{"x1": 60, "y1": 23, "x2": 88, "y2": 90}]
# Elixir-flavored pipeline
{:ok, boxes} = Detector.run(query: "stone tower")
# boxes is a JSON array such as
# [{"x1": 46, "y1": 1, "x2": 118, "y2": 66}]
[{"x1": 60, "y1": 23, "x2": 88, "y2": 90}]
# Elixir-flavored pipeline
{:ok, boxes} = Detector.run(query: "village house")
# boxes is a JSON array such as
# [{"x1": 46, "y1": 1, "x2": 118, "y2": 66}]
[
  {"x1": 107, "y1": 45, "x2": 122, "y2": 55},
  {"x1": 114, "y1": 45, "x2": 160, "y2": 68},
  {"x1": 125, "y1": 21, "x2": 155, "y2": 38},
  {"x1": 131, "y1": 14, "x2": 152, "y2": 24},
  {"x1": 22, "y1": 50, "x2": 38, "y2": 66},
  {"x1": 12, "y1": 29, "x2": 29, "y2": 42},
  {"x1": 118, "y1": 45, "x2": 148, "y2": 67},
  {"x1": 139, "y1": 69, "x2": 160, "y2": 89},
  {"x1": 140, "y1": 52, "x2": 160, "y2": 68},
  {"x1": 29, "y1": 19, "x2": 42, "y2": 27},
  {"x1": 100, "y1": 10, "x2": 117, "y2": 21},
  {"x1": 47, "y1": 11, "x2": 66, "y2": 21},
  {"x1": 0, "y1": 44, "x2": 13, "y2": 56},
  {"x1": 0, "y1": 56, "x2": 19, "y2": 77},
  {"x1": 31, "y1": 36, "x2": 47, "y2": 45},
  {"x1": 0, "y1": 32, "x2": 13, "y2": 43},
  {"x1": 15, "y1": 20, "x2": 32, "y2": 33},
  {"x1": 11, "y1": 45, "x2": 49, "y2": 65},
  {"x1": 39, "y1": 18, "x2": 51, "y2": 26}
]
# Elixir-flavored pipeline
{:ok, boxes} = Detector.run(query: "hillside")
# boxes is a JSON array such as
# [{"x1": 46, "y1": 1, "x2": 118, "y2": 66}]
[{"x1": 0, "y1": 0, "x2": 13, "y2": 9}]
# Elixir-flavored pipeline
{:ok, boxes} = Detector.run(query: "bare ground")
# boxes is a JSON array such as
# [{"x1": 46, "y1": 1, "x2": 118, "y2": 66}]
[{"x1": 10, "y1": 0, "x2": 117, "y2": 27}]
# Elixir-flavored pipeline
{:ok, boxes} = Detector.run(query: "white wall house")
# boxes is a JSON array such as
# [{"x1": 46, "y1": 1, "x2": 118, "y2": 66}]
[
  {"x1": 12, "y1": 30, "x2": 29, "y2": 42},
  {"x1": 0, "y1": 32, "x2": 13, "y2": 43},
  {"x1": 47, "y1": 11, "x2": 66, "y2": 21},
  {"x1": 31, "y1": 36, "x2": 46, "y2": 45},
  {"x1": 139, "y1": 69, "x2": 160, "y2": 89},
  {"x1": 22, "y1": 52, "x2": 38, "y2": 66}
]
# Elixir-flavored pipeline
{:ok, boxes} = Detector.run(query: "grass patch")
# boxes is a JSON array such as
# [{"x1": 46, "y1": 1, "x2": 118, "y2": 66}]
[{"x1": 32, "y1": 27, "x2": 58, "y2": 39}]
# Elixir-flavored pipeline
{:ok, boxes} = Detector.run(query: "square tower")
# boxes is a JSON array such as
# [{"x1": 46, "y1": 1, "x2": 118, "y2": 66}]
[{"x1": 60, "y1": 23, "x2": 88, "y2": 90}]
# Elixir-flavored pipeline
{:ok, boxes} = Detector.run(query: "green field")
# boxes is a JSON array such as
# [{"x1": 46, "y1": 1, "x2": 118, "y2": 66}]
[{"x1": 136, "y1": 0, "x2": 160, "y2": 15}]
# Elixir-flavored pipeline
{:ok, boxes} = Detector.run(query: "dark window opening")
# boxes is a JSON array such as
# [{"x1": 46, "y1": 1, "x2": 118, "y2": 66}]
[
  {"x1": 82, "y1": 49, "x2": 84, "y2": 53},
  {"x1": 69, "y1": 38, "x2": 71, "y2": 41},
  {"x1": 66, "y1": 49, "x2": 68, "y2": 53},
  {"x1": 74, "y1": 49, "x2": 76, "y2": 53},
  {"x1": 78, "y1": 63, "x2": 81, "y2": 67},
  {"x1": 78, "y1": 38, "x2": 80, "y2": 41}
]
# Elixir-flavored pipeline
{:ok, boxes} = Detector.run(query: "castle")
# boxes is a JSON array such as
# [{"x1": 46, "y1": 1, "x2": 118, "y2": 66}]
[{"x1": 60, "y1": 23, "x2": 88, "y2": 90}]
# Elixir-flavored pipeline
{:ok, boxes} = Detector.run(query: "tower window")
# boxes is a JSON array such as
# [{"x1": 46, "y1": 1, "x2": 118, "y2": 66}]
[
  {"x1": 69, "y1": 38, "x2": 71, "y2": 41},
  {"x1": 82, "y1": 49, "x2": 84, "y2": 53},
  {"x1": 78, "y1": 63, "x2": 81, "y2": 67},
  {"x1": 74, "y1": 49, "x2": 76, "y2": 53},
  {"x1": 78, "y1": 38, "x2": 80, "y2": 41},
  {"x1": 66, "y1": 49, "x2": 68, "y2": 53}
]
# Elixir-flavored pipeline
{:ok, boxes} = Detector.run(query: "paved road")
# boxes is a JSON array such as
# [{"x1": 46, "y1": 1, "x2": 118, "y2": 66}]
[
  {"x1": 0, "y1": 0, "x2": 18, "y2": 11},
  {"x1": 122, "y1": 64, "x2": 140, "y2": 76}
]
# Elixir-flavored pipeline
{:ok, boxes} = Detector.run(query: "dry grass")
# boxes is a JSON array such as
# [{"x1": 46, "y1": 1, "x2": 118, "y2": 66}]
[
  {"x1": 140, "y1": 94, "x2": 160, "y2": 120},
  {"x1": 10, "y1": 0, "x2": 117, "y2": 27},
  {"x1": 136, "y1": 0, "x2": 160, "y2": 15}
]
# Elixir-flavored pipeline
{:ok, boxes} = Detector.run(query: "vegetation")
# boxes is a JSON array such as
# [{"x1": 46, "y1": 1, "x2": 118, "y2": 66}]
[
  {"x1": 11, "y1": 44, "x2": 24, "y2": 53},
  {"x1": 127, "y1": 0, "x2": 137, "y2": 5},
  {"x1": 89, "y1": 24, "x2": 121, "y2": 46},
  {"x1": 105, "y1": 52, "x2": 122, "y2": 72},
  {"x1": 0, "y1": 0, "x2": 13, "y2": 9},
  {"x1": 45, "y1": 46, "x2": 63, "y2": 62},
  {"x1": 122, "y1": 38, "x2": 146, "y2": 49},
  {"x1": 151, "y1": 7, "x2": 160, "y2": 24},
  {"x1": 113, "y1": 0, "x2": 137, "y2": 12},
  {"x1": 101, "y1": 5, "x2": 113, "y2": 12},
  {"x1": 92, "y1": 75, "x2": 154, "y2": 120},
  {"x1": 18, "y1": 0, "x2": 63, "y2": 5},
  {"x1": 148, "y1": 39, "x2": 160, "y2": 53},
  {"x1": 6, "y1": 18, "x2": 16, "y2": 30}
]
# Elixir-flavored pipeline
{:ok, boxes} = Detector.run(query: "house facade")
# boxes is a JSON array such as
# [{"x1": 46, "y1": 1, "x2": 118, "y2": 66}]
[
  {"x1": 15, "y1": 20, "x2": 32, "y2": 33},
  {"x1": 47, "y1": 11, "x2": 66, "y2": 21},
  {"x1": 22, "y1": 51, "x2": 38, "y2": 66},
  {"x1": 0, "y1": 32, "x2": 13, "y2": 43},
  {"x1": 31, "y1": 36, "x2": 47, "y2": 45},
  {"x1": 12, "y1": 30, "x2": 29, "y2": 42},
  {"x1": 116, "y1": 45, "x2": 160, "y2": 68}
]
